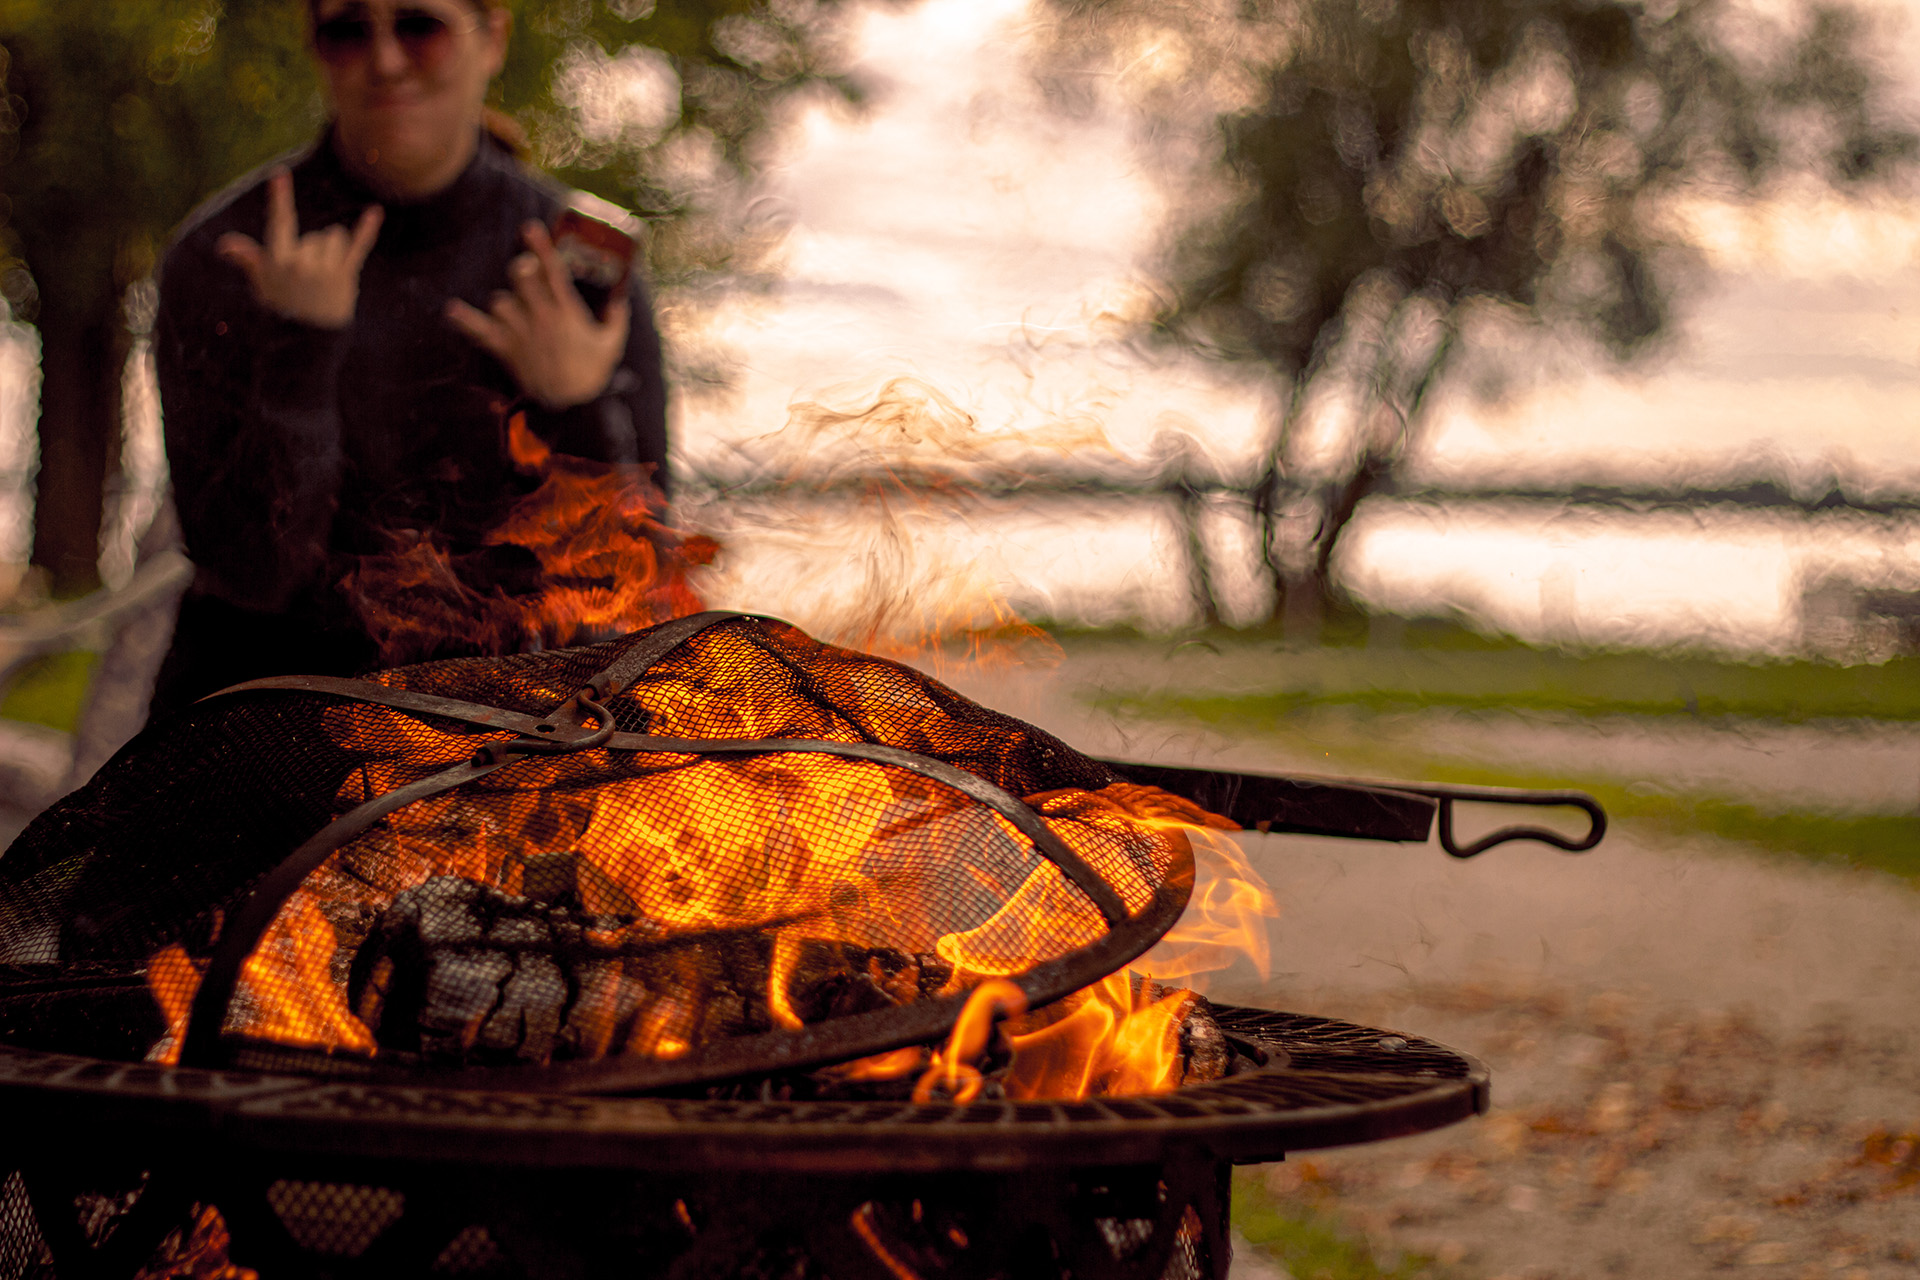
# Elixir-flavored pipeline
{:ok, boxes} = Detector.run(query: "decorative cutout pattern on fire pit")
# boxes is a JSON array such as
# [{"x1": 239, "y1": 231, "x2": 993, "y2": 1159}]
[
  {"x1": 0, "y1": 1007, "x2": 1486, "y2": 1170},
  {"x1": 0, "y1": 614, "x2": 1200, "y2": 1095},
  {"x1": 0, "y1": 1005, "x2": 1486, "y2": 1280}
]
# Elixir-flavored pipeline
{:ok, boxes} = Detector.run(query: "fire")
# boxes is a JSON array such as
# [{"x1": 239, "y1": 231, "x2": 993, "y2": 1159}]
[
  {"x1": 1133, "y1": 822, "x2": 1276, "y2": 985},
  {"x1": 913, "y1": 978, "x2": 1027, "y2": 1104},
  {"x1": 235, "y1": 893, "x2": 378, "y2": 1055},
  {"x1": 139, "y1": 616, "x2": 1273, "y2": 1098},
  {"x1": 133, "y1": 1204, "x2": 254, "y2": 1280},
  {"x1": 144, "y1": 750, "x2": 1198, "y2": 1070},
  {"x1": 820, "y1": 1045, "x2": 929, "y2": 1083},
  {"x1": 341, "y1": 414, "x2": 716, "y2": 667},
  {"x1": 144, "y1": 943, "x2": 202, "y2": 1066},
  {"x1": 919, "y1": 789, "x2": 1276, "y2": 1101},
  {"x1": 931, "y1": 784, "x2": 1209, "y2": 977},
  {"x1": 1003, "y1": 971, "x2": 1190, "y2": 1099}
]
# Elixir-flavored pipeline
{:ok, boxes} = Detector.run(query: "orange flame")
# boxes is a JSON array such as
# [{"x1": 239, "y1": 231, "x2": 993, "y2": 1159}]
[
  {"x1": 142, "y1": 739, "x2": 1200, "y2": 1070},
  {"x1": 143, "y1": 943, "x2": 203, "y2": 1066},
  {"x1": 820, "y1": 1045, "x2": 930, "y2": 1083},
  {"x1": 138, "y1": 622, "x2": 1273, "y2": 1093},
  {"x1": 1004, "y1": 970, "x2": 1191, "y2": 1099},
  {"x1": 912, "y1": 978, "x2": 1027, "y2": 1104},
  {"x1": 919, "y1": 783, "x2": 1275, "y2": 1100},
  {"x1": 341, "y1": 414, "x2": 716, "y2": 666},
  {"x1": 132, "y1": 1204, "x2": 256, "y2": 1280},
  {"x1": 235, "y1": 893, "x2": 378, "y2": 1055},
  {"x1": 1134, "y1": 823, "x2": 1275, "y2": 985}
]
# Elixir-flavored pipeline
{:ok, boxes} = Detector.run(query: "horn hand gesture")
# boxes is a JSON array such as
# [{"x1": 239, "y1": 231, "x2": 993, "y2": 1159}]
[
  {"x1": 445, "y1": 221, "x2": 631, "y2": 410},
  {"x1": 217, "y1": 168, "x2": 383, "y2": 330}
]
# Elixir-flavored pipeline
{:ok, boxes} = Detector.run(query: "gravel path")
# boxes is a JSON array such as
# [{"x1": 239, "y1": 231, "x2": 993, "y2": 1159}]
[
  {"x1": 1215, "y1": 826, "x2": 1920, "y2": 1280},
  {"x1": 947, "y1": 645, "x2": 1920, "y2": 1280}
]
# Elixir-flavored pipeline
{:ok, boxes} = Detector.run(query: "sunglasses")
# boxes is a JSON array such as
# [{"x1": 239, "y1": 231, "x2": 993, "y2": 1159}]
[{"x1": 312, "y1": 6, "x2": 482, "y2": 66}]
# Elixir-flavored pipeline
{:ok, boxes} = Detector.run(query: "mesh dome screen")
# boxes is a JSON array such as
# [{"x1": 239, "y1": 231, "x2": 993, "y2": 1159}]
[{"x1": 0, "y1": 616, "x2": 1198, "y2": 1091}]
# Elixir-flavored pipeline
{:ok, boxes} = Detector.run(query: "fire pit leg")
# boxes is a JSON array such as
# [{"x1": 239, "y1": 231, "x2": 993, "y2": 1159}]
[{"x1": 1202, "y1": 1153, "x2": 1235, "y2": 1280}]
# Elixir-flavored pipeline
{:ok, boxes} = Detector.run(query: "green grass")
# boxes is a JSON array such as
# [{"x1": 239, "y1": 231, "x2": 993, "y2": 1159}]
[
  {"x1": 0, "y1": 650, "x2": 98, "y2": 733},
  {"x1": 1416, "y1": 762, "x2": 1920, "y2": 885},
  {"x1": 1101, "y1": 684, "x2": 1920, "y2": 885},
  {"x1": 1097, "y1": 645, "x2": 1920, "y2": 725},
  {"x1": 1232, "y1": 1170, "x2": 1447, "y2": 1280}
]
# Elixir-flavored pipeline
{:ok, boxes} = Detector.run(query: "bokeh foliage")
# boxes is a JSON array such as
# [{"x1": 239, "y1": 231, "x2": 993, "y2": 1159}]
[
  {"x1": 0, "y1": 0, "x2": 859, "y2": 594},
  {"x1": 1041, "y1": 0, "x2": 1917, "y2": 626}
]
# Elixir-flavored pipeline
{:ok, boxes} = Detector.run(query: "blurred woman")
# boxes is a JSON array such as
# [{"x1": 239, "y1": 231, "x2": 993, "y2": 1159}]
[{"x1": 150, "y1": 0, "x2": 668, "y2": 716}]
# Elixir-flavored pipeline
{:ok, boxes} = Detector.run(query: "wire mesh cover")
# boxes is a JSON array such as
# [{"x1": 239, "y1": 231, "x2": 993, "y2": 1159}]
[{"x1": 0, "y1": 615, "x2": 1198, "y2": 1090}]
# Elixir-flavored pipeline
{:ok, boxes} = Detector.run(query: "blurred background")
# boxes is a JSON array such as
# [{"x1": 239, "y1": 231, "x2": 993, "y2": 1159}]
[{"x1": 2, "y1": 1, "x2": 1919, "y2": 1275}]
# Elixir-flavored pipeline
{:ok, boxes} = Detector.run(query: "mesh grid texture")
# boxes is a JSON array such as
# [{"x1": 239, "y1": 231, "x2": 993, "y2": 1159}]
[
  {"x1": 0, "y1": 1172, "x2": 52, "y2": 1280},
  {"x1": 0, "y1": 616, "x2": 1194, "y2": 1080},
  {"x1": 432, "y1": 1225, "x2": 512, "y2": 1276},
  {"x1": 263, "y1": 1182, "x2": 404, "y2": 1258}
]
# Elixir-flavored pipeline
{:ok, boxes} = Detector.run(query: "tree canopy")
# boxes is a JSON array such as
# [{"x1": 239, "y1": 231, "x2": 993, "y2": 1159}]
[
  {"x1": 0, "y1": 0, "x2": 863, "y2": 593},
  {"x1": 1040, "y1": 0, "x2": 1918, "y2": 625}
]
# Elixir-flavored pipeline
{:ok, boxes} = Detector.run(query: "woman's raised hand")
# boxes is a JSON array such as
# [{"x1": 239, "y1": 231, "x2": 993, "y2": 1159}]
[
  {"x1": 217, "y1": 169, "x2": 383, "y2": 330},
  {"x1": 444, "y1": 221, "x2": 631, "y2": 410}
]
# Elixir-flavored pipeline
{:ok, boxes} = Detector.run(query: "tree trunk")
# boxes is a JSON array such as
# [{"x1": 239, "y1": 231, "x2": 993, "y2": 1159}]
[
  {"x1": 1250, "y1": 462, "x2": 1285, "y2": 624},
  {"x1": 1310, "y1": 447, "x2": 1394, "y2": 586},
  {"x1": 1173, "y1": 472, "x2": 1220, "y2": 628},
  {"x1": 1279, "y1": 448, "x2": 1393, "y2": 639},
  {"x1": 30, "y1": 294, "x2": 125, "y2": 597},
  {"x1": 1275, "y1": 321, "x2": 1459, "y2": 637}
]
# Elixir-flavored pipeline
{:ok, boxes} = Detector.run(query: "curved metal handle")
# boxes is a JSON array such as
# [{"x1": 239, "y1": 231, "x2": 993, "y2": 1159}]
[
  {"x1": 470, "y1": 693, "x2": 615, "y2": 765},
  {"x1": 1406, "y1": 784, "x2": 1606, "y2": 858}
]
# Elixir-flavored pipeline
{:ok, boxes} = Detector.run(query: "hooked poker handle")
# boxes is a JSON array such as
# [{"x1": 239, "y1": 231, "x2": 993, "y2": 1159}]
[
  {"x1": 1096, "y1": 758, "x2": 1605, "y2": 858},
  {"x1": 1400, "y1": 784, "x2": 1607, "y2": 858}
]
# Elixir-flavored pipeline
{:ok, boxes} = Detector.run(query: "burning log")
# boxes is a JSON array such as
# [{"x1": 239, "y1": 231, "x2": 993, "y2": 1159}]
[
  {"x1": 694, "y1": 973, "x2": 1241, "y2": 1103},
  {"x1": 347, "y1": 872, "x2": 955, "y2": 1067},
  {"x1": 345, "y1": 867, "x2": 1237, "y2": 1099}
]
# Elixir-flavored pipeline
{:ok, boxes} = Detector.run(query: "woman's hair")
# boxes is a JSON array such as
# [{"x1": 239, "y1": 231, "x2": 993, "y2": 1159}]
[{"x1": 306, "y1": 0, "x2": 528, "y2": 159}]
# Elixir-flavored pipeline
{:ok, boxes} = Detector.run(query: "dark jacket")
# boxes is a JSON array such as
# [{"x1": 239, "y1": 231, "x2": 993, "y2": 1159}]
[{"x1": 150, "y1": 131, "x2": 668, "y2": 715}]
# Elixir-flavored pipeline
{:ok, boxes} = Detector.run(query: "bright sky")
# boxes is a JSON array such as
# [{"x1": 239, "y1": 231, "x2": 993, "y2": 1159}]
[
  {"x1": 677, "y1": 0, "x2": 1920, "y2": 478},
  {"x1": 674, "y1": 0, "x2": 1272, "y2": 481}
]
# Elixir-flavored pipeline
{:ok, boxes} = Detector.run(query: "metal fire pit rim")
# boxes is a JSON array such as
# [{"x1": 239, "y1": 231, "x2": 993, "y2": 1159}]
[{"x1": 0, "y1": 1007, "x2": 1487, "y2": 1174}]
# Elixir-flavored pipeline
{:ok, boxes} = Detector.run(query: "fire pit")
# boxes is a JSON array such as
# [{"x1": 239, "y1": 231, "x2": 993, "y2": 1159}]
[
  {"x1": 0, "y1": 1007, "x2": 1485, "y2": 1278},
  {"x1": 0, "y1": 612, "x2": 1601, "y2": 1278}
]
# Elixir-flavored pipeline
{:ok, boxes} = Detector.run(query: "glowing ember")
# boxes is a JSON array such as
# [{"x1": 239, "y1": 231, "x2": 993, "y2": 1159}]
[{"x1": 133, "y1": 1204, "x2": 254, "y2": 1280}]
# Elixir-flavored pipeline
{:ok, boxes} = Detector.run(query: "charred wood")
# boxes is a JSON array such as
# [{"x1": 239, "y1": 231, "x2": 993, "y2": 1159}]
[{"x1": 347, "y1": 876, "x2": 951, "y2": 1068}]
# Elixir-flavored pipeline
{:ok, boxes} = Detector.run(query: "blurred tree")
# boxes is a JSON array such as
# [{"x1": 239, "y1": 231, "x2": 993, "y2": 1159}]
[
  {"x1": 0, "y1": 0, "x2": 858, "y2": 596},
  {"x1": 1040, "y1": 0, "x2": 1916, "y2": 630}
]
